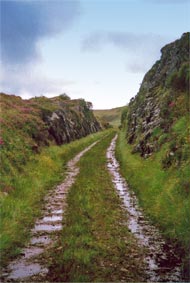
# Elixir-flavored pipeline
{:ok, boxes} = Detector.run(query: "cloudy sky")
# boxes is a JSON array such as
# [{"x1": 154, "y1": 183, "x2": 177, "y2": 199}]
[{"x1": 0, "y1": 0, "x2": 189, "y2": 109}]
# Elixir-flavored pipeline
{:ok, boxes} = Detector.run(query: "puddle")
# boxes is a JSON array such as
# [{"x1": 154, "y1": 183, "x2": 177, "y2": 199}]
[
  {"x1": 7, "y1": 262, "x2": 48, "y2": 280},
  {"x1": 30, "y1": 236, "x2": 51, "y2": 245},
  {"x1": 21, "y1": 247, "x2": 44, "y2": 259},
  {"x1": 107, "y1": 134, "x2": 183, "y2": 282},
  {"x1": 41, "y1": 215, "x2": 62, "y2": 222},
  {"x1": 1, "y1": 140, "x2": 98, "y2": 282},
  {"x1": 53, "y1": 209, "x2": 63, "y2": 214},
  {"x1": 33, "y1": 223, "x2": 62, "y2": 232}
]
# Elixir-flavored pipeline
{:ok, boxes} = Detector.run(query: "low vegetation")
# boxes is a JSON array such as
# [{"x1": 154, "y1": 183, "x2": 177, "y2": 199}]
[
  {"x1": 48, "y1": 131, "x2": 146, "y2": 282},
  {"x1": 116, "y1": 130, "x2": 190, "y2": 271},
  {"x1": 0, "y1": 130, "x2": 108, "y2": 266},
  {"x1": 0, "y1": 93, "x2": 100, "y2": 193}
]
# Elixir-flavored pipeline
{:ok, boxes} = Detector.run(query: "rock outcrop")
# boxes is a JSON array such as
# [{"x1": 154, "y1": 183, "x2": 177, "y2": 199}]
[
  {"x1": 0, "y1": 94, "x2": 101, "y2": 185},
  {"x1": 42, "y1": 98, "x2": 101, "y2": 145},
  {"x1": 0, "y1": 94, "x2": 101, "y2": 150},
  {"x1": 126, "y1": 32, "x2": 189, "y2": 157}
]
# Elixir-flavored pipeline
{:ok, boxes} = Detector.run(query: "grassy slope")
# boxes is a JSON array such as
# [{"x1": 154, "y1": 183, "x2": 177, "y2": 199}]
[
  {"x1": 48, "y1": 131, "x2": 146, "y2": 282},
  {"x1": 116, "y1": 130, "x2": 190, "y2": 251},
  {"x1": 0, "y1": 130, "x2": 108, "y2": 266},
  {"x1": 0, "y1": 93, "x2": 99, "y2": 192},
  {"x1": 94, "y1": 106, "x2": 125, "y2": 127}
]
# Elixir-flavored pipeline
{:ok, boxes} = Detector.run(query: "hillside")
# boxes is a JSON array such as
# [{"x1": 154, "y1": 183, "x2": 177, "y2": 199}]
[
  {"x1": 117, "y1": 32, "x2": 190, "y2": 278},
  {"x1": 94, "y1": 106, "x2": 126, "y2": 127},
  {"x1": 0, "y1": 93, "x2": 101, "y2": 192},
  {"x1": 126, "y1": 32, "x2": 189, "y2": 159}
]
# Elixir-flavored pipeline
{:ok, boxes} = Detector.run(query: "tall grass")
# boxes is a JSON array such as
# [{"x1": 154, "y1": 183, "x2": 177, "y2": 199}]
[{"x1": 0, "y1": 130, "x2": 108, "y2": 265}]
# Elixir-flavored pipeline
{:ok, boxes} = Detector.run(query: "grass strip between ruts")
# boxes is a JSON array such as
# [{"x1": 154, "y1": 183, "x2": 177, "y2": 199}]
[{"x1": 47, "y1": 131, "x2": 146, "y2": 282}]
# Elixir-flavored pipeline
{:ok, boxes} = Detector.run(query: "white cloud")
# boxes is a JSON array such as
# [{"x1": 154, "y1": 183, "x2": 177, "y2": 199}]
[
  {"x1": 0, "y1": 67, "x2": 75, "y2": 99},
  {"x1": 82, "y1": 31, "x2": 168, "y2": 73}
]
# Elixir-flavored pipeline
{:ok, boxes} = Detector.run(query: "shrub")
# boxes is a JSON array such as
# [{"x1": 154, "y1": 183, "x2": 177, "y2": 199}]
[{"x1": 59, "y1": 93, "x2": 71, "y2": 100}]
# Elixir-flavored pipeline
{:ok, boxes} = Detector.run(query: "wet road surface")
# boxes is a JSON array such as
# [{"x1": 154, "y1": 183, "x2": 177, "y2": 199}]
[
  {"x1": 1, "y1": 141, "x2": 98, "y2": 282},
  {"x1": 1, "y1": 136, "x2": 184, "y2": 282},
  {"x1": 107, "y1": 134, "x2": 183, "y2": 282}
]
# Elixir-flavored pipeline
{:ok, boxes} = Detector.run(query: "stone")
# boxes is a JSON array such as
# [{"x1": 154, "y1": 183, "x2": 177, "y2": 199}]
[{"x1": 125, "y1": 33, "x2": 189, "y2": 157}]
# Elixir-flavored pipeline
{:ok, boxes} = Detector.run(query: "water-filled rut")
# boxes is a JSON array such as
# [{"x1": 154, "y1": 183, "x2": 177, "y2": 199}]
[
  {"x1": 1, "y1": 140, "x2": 98, "y2": 282},
  {"x1": 107, "y1": 134, "x2": 182, "y2": 282}
]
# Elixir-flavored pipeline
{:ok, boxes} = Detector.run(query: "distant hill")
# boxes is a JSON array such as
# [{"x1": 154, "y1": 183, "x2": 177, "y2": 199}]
[{"x1": 94, "y1": 106, "x2": 126, "y2": 127}]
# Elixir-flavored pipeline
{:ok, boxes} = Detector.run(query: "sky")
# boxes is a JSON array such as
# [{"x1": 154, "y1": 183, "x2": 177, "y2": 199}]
[{"x1": 0, "y1": 0, "x2": 189, "y2": 109}]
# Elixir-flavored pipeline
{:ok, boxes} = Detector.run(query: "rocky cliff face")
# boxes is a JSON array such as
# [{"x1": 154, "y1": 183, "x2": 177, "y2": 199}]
[
  {"x1": 42, "y1": 97, "x2": 101, "y2": 146},
  {"x1": 126, "y1": 32, "x2": 189, "y2": 158},
  {"x1": 0, "y1": 94, "x2": 101, "y2": 151},
  {"x1": 0, "y1": 93, "x2": 101, "y2": 184}
]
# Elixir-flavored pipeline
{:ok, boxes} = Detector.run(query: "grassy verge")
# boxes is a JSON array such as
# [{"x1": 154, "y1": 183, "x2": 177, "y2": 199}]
[
  {"x1": 48, "y1": 131, "x2": 146, "y2": 282},
  {"x1": 115, "y1": 130, "x2": 190, "y2": 251},
  {"x1": 0, "y1": 130, "x2": 109, "y2": 266}
]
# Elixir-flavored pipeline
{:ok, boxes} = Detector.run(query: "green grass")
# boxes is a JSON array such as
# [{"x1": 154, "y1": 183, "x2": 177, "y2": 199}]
[
  {"x1": 94, "y1": 106, "x2": 125, "y2": 127},
  {"x1": 0, "y1": 93, "x2": 101, "y2": 191},
  {"x1": 0, "y1": 130, "x2": 109, "y2": 266},
  {"x1": 115, "y1": 130, "x2": 190, "y2": 250},
  {"x1": 48, "y1": 131, "x2": 146, "y2": 282}
]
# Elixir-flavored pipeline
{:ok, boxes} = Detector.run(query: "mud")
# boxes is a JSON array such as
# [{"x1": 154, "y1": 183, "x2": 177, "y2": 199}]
[
  {"x1": 107, "y1": 134, "x2": 183, "y2": 282},
  {"x1": 1, "y1": 141, "x2": 98, "y2": 282}
]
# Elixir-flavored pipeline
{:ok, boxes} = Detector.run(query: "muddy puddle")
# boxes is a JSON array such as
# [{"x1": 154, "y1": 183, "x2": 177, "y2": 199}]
[
  {"x1": 107, "y1": 134, "x2": 183, "y2": 282},
  {"x1": 1, "y1": 141, "x2": 98, "y2": 282}
]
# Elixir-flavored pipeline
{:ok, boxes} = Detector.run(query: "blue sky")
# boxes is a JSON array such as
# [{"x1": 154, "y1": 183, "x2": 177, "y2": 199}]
[{"x1": 0, "y1": 0, "x2": 189, "y2": 109}]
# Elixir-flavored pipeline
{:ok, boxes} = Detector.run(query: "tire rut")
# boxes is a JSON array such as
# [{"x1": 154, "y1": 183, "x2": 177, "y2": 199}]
[
  {"x1": 106, "y1": 134, "x2": 183, "y2": 282},
  {"x1": 1, "y1": 140, "x2": 99, "y2": 282}
]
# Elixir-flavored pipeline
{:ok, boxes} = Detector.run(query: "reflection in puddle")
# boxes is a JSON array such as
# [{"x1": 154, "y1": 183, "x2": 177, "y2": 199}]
[
  {"x1": 107, "y1": 135, "x2": 182, "y2": 282},
  {"x1": 21, "y1": 247, "x2": 44, "y2": 259},
  {"x1": 41, "y1": 215, "x2": 62, "y2": 222},
  {"x1": 8, "y1": 262, "x2": 48, "y2": 280},
  {"x1": 53, "y1": 209, "x2": 63, "y2": 214},
  {"x1": 30, "y1": 236, "x2": 51, "y2": 245},
  {"x1": 33, "y1": 223, "x2": 62, "y2": 232}
]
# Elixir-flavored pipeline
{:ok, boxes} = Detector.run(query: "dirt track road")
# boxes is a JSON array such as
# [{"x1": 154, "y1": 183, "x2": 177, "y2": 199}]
[{"x1": 1, "y1": 136, "x2": 183, "y2": 282}]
